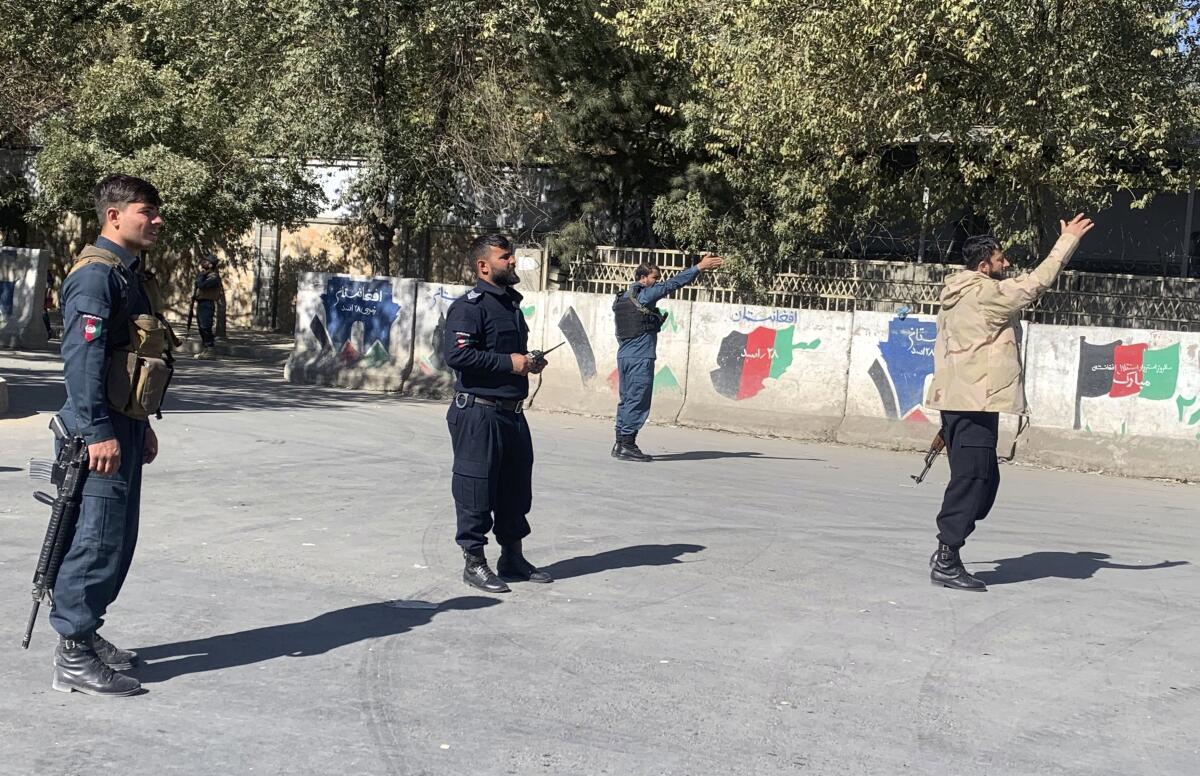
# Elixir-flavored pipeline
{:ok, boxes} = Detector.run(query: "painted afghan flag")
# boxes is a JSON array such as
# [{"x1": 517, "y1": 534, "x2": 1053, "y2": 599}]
[{"x1": 710, "y1": 326, "x2": 820, "y2": 400}]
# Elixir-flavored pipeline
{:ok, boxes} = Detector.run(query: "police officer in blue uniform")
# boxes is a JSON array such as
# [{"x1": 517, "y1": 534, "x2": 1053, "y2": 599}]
[
  {"x1": 612, "y1": 253, "x2": 724, "y2": 461},
  {"x1": 444, "y1": 234, "x2": 552, "y2": 593},
  {"x1": 50, "y1": 174, "x2": 167, "y2": 696}
]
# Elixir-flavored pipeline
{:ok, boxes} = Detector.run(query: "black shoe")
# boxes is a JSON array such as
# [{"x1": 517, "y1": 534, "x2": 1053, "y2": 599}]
[
  {"x1": 930, "y1": 543, "x2": 987, "y2": 592},
  {"x1": 498, "y1": 541, "x2": 553, "y2": 583},
  {"x1": 52, "y1": 636, "x2": 142, "y2": 697},
  {"x1": 92, "y1": 632, "x2": 138, "y2": 671},
  {"x1": 463, "y1": 551, "x2": 510, "y2": 593},
  {"x1": 613, "y1": 435, "x2": 653, "y2": 462}
]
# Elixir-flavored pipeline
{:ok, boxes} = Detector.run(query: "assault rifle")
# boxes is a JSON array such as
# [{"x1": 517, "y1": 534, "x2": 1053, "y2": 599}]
[
  {"x1": 911, "y1": 431, "x2": 946, "y2": 485},
  {"x1": 22, "y1": 415, "x2": 89, "y2": 649}
]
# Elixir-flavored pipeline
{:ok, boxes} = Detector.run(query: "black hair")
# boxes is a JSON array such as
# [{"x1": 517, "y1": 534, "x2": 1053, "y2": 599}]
[
  {"x1": 93, "y1": 173, "x2": 161, "y2": 224},
  {"x1": 468, "y1": 233, "x2": 513, "y2": 266},
  {"x1": 634, "y1": 263, "x2": 659, "y2": 281},
  {"x1": 962, "y1": 235, "x2": 1002, "y2": 269}
]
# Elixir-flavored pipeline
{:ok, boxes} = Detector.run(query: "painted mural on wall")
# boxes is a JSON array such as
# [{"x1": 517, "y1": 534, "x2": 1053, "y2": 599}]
[
  {"x1": 867, "y1": 316, "x2": 937, "y2": 422},
  {"x1": 1074, "y1": 337, "x2": 1199, "y2": 436},
  {"x1": 0, "y1": 280, "x2": 13, "y2": 317},
  {"x1": 309, "y1": 277, "x2": 402, "y2": 368},
  {"x1": 558, "y1": 306, "x2": 598, "y2": 384},
  {"x1": 710, "y1": 324, "x2": 821, "y2": 400},
  {"x1": 607, "y1": 365, "x2": 682, "y2": 396}
]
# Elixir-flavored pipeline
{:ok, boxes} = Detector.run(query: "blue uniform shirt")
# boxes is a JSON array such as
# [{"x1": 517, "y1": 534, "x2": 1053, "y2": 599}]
[
  {"x1": 616, "y1": 264, "x2": 701, "y2": 361},
  {"x1": 59, "y1": 236, "x2": 152, "y2": 444},
  {"x1": 443, "y1": 280, "x2": 530, "y2": 400}
]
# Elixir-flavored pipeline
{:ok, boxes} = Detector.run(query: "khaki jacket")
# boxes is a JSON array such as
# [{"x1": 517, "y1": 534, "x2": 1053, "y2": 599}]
[{"x1": 925, "y1": 233, "x2": 1080, "y2": 415}]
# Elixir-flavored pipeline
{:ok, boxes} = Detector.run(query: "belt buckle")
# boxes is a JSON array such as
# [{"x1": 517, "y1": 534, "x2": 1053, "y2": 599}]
[
  {"x1": 454, "y1": 392, "x2": 469, "y2": 409},
  {"x1": 513, "y1": 401, "x2": 524, "y2": 414}
]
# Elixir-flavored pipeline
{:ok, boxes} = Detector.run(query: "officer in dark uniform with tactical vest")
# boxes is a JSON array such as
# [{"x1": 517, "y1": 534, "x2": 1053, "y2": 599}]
[
  {"x1": 192, "y1": 255, "x2": 221, "y2": 358},
  {"x1": 50, "y1": 174, "x2": 175, "y2": 696},
  {"x1": 612, "y1": 253, "x2": 724, "y2": 461},
  {"x1": 444, "y1": 234, "x2": 552, "y2": 593}
]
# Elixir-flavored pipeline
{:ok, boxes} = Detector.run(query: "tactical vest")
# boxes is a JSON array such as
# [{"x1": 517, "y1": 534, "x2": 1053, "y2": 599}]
[
  {"x1": 193, "y1": 272, "x2": 222, "y2": 302},
  {"x1": 613, "y1": 287, "x2": 668, "y2": 341},
  {"x1": 67, "y1": 247, "x2": 179, "y2": 420}
]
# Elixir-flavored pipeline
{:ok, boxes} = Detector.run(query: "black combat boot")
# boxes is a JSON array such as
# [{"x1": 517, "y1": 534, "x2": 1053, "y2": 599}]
[
  {"x1": 613, "y1": 434, "x2": 652, "y2": 462},
  {"x1": 463, "y1": 550, "x2": 510, "y2": 593},
  {"x1": 52, "y1": 636, "x2": 142, "y2": 696},
  {"x1": 497, "y1": 540, "x2": 553, "y2": 583},
  {"x1": 93, "y1": 632, "x2": 138, "y2": 671},
  {"x1": 930, "y1": 543, "x2": 987, "y2": 592}
]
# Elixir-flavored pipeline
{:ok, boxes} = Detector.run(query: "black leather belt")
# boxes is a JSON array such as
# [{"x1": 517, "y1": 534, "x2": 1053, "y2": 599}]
[{"x1": 454, "y1": 392, "x2": 524, "y2": 413}]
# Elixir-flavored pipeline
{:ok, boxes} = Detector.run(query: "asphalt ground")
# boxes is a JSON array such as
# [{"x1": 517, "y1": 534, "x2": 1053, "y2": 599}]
[{"x1": 1, "y1": 351, "x2": 1196, "y2": 776}]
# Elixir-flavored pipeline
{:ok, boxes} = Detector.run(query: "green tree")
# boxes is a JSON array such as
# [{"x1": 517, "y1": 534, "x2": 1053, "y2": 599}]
[
  {"x1": 612, "y1": 0, "x2": 1200, "y2": 272},
  {"x1": 274, "y1": 0, "x2": 548, "y2": 276},
  {"x1": 525, "y1": 1, "x2": 694, "y2": 252},
  {"x1": 15, "y1": 1, "x2": 321, "y2": 261}
]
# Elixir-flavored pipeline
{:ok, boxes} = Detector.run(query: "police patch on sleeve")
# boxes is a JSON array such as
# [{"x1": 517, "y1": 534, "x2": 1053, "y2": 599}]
[
  {"x1": 81, "y1": 314, "x2": 103, "y2": 343},
  {"x1": 454, "y1": 331, "x2": 477, "y2": 349},
  {"x1": 466, "y1": 290, "x2": 482, "y2": 300}
]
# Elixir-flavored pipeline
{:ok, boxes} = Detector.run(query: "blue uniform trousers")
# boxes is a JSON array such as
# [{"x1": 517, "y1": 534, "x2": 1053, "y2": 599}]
[
  {"x1": 196, "y1": 299, "x2": 216, "y2": 347},
  {"x1": 615, "y1": 358, "x2": 655, "y2": 436},
  {"x1": 49, "y1": 412, "x2": 145, "y2": 639},
  {"x1": 934, "y1": 411, "x2": 1001, "y2": 549},
  {"x1": 447, "y1": 402, "x2": 533, "y2": 552}
]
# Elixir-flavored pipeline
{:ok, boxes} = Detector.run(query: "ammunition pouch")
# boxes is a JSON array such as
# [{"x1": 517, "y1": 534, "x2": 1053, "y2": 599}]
[{"x1": 106, "y1": 315, "x2": 174, "y2": 421}]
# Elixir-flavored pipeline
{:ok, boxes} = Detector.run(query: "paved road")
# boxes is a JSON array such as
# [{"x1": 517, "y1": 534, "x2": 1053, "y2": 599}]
[{"x1": 1, "y1": 351, "x2": 1196, "y2": 775}]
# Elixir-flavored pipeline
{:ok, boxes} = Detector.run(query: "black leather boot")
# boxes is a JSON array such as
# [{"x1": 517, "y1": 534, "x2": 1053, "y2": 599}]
[
  {"x1": 93, "y1": 632, "x2": 138, "y2": 671},
  {"x1": 614, "y1": 434, "x2": 652, "y2": 462},
  {"x1": 52, "y1": 636, "x2": 142, "y2": 696},
  {"x1": 497, "y1": 541, "x2": 553, "y2": 583},
  {"x1": 930, "y1": 543, "x2": 987, "y2": 591},
  {"x1": 463, "y1": 550, "x2": 510, "y2": 593}
]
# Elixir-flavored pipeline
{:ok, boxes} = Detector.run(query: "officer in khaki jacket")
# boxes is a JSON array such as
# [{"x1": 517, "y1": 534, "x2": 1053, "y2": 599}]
[{"x1": 926, "y1": 214, "x2": 1094, "y2": 591}]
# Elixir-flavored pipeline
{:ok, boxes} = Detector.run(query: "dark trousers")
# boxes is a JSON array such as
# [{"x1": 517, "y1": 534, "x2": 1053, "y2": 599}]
[
  {"x1": 447, "y1": 402, "x2": 533, "y2": 552},
  {"x1": 197, "y1": 300, "x2": 216, "y2": 347},
  {"x1": 934, "y1": 410, "x2": 1000, "y2": 549},
  {"x1": 50, "y1": 413, "x2": 145, "y2": 640},
  {"x1": 615, "y1": 358, "x2": 654, "y2": 436}
]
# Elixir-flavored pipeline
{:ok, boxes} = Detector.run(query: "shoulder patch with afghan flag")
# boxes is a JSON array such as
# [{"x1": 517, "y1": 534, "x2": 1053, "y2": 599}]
[{"x1": 81, "y1": 314, "x2": 103, "y2": 343}]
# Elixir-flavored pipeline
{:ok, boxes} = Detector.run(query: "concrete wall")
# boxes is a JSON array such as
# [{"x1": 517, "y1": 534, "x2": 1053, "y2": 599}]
[
  {"x1": 284, "y1": 272, "x2": 417, "y2": 391},
  {"x1": 1022, "y1": 324, "x2": 1200, "y2": 479},
  {"x1": 0, "y1": 247, "x2": 50, "y2": 349},
  {"x1": 531, "y1": 292, "x2": 691, "y2": 424},
  {"x1": 678, "y1": 304, "x2": 850, "y2": 439},
  {"x1": 285, "y1": 276, "x2": 1200, "y2": 480},
  {"x1": 406, "y1": 282, "x2": 474, "y2": 397}
]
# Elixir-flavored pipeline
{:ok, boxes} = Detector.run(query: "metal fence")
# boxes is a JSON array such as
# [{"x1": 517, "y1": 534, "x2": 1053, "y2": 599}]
[{"x1": 555, "y1": 246, "x2": 1200, "y2": 332}]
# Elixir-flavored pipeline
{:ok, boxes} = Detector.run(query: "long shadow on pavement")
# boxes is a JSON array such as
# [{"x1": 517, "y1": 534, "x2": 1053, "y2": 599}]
[
  {"x1": 542, "y1": 543, "x2": 705, "y2": 580},
  {"x1": 131, "y1": 597, "x2": 499, "y2": 684},
  {"x1": 651, "y1": 451, "x2": 822, "y2": 462},
  {"x1": 975, "y1": 551, "x2": 1188, "y2": 586}
]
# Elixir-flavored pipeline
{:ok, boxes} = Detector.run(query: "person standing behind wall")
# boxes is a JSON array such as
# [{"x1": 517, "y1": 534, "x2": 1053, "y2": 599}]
[
  {"x1": 611, "y1": 253, "x2": 724, "y2": 461},
  {"x1": 925, "y1": 214, "x2": 1095, "y2": 592},
  {"x1": 193, "y1": 255, "x2": 221, "y2": 359}
]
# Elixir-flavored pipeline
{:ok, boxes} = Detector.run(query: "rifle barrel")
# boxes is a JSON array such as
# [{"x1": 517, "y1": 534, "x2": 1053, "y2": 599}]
[{"x1": 21, "y1": 599, "x2": 40, "y2": 649}]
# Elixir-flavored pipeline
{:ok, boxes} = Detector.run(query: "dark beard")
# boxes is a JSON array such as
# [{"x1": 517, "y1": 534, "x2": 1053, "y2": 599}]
[{"x1": 493, "y1": 267, "x2": 521, "y2": 286}]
